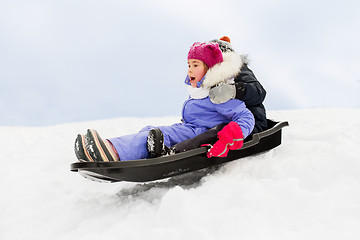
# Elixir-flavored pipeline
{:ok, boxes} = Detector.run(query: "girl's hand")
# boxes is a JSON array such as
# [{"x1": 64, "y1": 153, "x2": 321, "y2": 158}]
[{"x1": 206, "y1": 121, "x2": 244, "y2": 158}]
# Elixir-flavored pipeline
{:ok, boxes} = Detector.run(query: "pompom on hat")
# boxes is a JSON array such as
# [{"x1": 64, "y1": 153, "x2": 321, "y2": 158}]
[
  {"x1": 220, "y1": 36, "x2": 231, "y2": 43},
  {"x1": 187, "y1": 42, "x2": 223, "y2": 68},
  {"x1": 210, "y1": 36, "x2": 234, "y2": 53}
]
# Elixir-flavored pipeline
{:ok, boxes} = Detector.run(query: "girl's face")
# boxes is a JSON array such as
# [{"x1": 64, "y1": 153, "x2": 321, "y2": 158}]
[{"x1": 187, "y1": 59, "x2": 208, "y2": 88}]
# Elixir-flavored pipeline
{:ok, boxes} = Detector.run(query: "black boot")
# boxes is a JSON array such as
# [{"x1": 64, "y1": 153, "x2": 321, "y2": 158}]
[
  {"x1": 74, "y1": 134, "x2": 94, "y2": 162},
  {"x1": 147, "y1": 128, "x2": 177, "y2": 158},
  {"x1": 84, "y1": 129, "x2": 119, "y2": 162}
]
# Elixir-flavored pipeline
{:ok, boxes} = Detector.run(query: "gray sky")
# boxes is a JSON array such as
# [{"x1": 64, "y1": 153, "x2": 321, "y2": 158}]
[{"x1": 1, "y1": 0, "x2": 359, "y2": 126}]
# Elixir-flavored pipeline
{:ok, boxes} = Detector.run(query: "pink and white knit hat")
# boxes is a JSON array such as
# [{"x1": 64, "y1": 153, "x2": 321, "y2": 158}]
[{"x1": 187, "y1": 42, "x2": 223, "y2": 68}]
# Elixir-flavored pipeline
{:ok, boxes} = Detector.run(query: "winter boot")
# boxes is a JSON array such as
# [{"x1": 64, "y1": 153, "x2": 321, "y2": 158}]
[
  {"x1": 85, "y1": 129, "x2": 120, "y2": 162},
  {"x1": 74, "y1": 134, "x2": 94, "y2": 162},
  {"x1": 147, "y1": 128, "x2": 176, "y2": 158}
]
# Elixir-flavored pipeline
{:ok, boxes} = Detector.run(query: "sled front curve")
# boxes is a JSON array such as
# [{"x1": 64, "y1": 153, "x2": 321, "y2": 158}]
[{"x1": 70, "y1": 120, "x2": 289, "y2": 183}]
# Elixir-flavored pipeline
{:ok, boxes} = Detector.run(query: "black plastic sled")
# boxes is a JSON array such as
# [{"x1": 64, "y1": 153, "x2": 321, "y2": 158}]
[{"x1": 71, "y1": 120, "x2": 289, "y2": 183}]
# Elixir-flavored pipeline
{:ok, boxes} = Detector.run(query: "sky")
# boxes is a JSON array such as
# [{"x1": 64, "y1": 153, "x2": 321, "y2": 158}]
[{"x1": 1, "y1": 0, "x2": 359, "y2": 126}]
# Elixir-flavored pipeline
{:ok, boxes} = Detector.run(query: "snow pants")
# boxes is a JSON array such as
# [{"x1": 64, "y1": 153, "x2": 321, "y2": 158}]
[
  {"x1": 108, "y1": 123, "x2": 207, "y2": 161},
  {"x1": 172, "y1": 123, "x2": 227, "y2": 152}
]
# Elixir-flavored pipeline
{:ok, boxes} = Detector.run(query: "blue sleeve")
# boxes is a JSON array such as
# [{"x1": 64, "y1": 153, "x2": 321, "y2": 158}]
[{"x1": 214, "y1": 99, "x2": 255, "y2": 138}]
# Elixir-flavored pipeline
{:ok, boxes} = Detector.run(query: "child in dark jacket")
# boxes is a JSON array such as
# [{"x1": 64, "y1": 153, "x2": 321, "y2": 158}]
[
  {"x1": 210, "y1": 36, "x2": 267, "y2": 133},
  {"x1": 74, "y1": 41, "x2": 255, "y2": 162}
]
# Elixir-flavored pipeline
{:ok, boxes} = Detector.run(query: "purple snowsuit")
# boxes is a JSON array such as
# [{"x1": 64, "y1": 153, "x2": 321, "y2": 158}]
[{"x1": 108, "y1": 96, "x2": 255, "y2": 161}]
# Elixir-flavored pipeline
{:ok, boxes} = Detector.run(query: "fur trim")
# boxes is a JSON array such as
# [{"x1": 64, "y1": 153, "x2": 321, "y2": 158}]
[
  {"x1": 202, "y1": 52, "x2": 244, "y2": 88},
  {"x1": 187, "y1": 85, "x2": 210, "y2": 99},
  {"x1": 240, "y1": 54, "x2": 249, "y2": 65}
]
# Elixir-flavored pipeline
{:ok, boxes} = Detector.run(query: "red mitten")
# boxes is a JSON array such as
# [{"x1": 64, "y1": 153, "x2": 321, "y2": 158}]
[{"x1": 207, "y1": 122, "x2": 244, "y2": 158}]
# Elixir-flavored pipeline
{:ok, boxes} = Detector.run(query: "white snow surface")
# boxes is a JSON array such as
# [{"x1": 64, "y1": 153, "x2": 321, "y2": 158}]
[{"x1": 1, "y1": 109, "x2": 360, "y2": 240}]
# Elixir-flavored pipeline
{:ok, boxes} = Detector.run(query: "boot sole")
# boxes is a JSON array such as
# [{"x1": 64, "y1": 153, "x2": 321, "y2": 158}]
[
  {"x1": 147, "y1": 128, "x2": 164, "y2": 158},
  {"x1": 85, "y1": 129, "x2": 118, "y2": 162},
  {"x1": 74, "y1": 134, "x2": 94, "y2": 162}
]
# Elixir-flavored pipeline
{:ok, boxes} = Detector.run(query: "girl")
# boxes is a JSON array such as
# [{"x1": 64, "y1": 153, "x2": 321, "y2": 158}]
[
  {"x1": 74, "y1": 41, "x2": 255, "y2": 162},
  {"x1": 162, "y1": 36, "x2": 267, "y2": 155}
]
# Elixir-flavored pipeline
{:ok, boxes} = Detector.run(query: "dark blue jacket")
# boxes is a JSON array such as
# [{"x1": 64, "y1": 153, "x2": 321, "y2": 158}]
[{"x1": 234, "y1": 63, "x2": 267, "y2": 133}]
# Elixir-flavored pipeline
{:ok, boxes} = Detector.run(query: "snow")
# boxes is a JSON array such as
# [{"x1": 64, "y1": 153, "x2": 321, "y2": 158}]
[{"x1": 1, "y1": 109, "x2": 360, "y2": 240}]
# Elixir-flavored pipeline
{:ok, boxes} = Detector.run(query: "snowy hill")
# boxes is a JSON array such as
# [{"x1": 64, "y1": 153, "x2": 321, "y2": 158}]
[{"x1": 1, "y1": 109, "x2": 359, "y2": 240}]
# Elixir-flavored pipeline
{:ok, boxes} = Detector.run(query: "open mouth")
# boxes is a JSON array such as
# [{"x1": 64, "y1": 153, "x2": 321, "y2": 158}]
[{"x1": 189, "y1": 76, "x2": 195, "y2": 81}]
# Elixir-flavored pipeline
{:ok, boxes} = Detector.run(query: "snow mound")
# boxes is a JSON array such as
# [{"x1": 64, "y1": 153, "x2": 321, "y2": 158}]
[{"x1": 1, "y1": 109, "x2": 359, "y2": 240}]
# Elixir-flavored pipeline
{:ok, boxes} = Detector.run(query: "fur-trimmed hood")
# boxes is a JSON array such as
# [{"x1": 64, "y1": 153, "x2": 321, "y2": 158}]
[{"x1": 202, "y1": 51, "x2": 247, "y2": 88}]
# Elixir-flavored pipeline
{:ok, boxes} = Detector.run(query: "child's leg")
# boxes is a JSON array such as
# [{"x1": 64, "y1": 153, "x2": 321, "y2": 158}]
[
  {"x1": 157, "y1": 123, "x2": 203, "y2": 147},
  {"x1": 173, "y1": 123, "x2": 227, "y2": 152},
  {"x1": 108, "y1": 131, "x2": 149, "y2": 161},
  {"x1": 108, "y1": 124, "x2": 201, "y2": 161}
]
